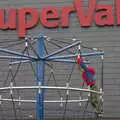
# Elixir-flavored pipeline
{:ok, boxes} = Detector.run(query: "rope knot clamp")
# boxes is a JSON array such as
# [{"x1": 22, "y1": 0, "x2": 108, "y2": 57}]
[
  {"x1": 60, "y1": 97, "x2": 63, "y2": 107},
  {"x1": 38, "y1": 82, "x2": 41, "y2": 94},
  {"x1": 10, "y1": 82, "x2": 13, "y2": 95},
  {"x1": 101, "y1": 55, "x2": 104, "y2": 60},
  {"x1": 78, "y1": 96, "x2": 82, "y2": 107},
  {"x1": 18, "y1": 96, "x2": 21, "y2": 106},
  {"x1": 66, "y1": 83, "x2": 70, "y2": 95},
  {"x1": 87, "y1": 86, "x2": 91, "y2": 97}
]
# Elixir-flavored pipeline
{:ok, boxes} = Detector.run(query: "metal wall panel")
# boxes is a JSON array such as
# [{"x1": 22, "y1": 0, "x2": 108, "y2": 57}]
[{"x1": 0, "y1": 0, "x2": 120, "y2": 119}]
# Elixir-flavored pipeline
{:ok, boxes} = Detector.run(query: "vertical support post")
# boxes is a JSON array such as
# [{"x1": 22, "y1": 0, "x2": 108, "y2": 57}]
[
  {"x1": 101, "y1": 55, "x2": 104, "y2": 115},
  {"x1": 36, "y1": 34, "x2": 45, "y2": 120},
  {"x1": 101, "y1": 55, "x2": 104, "y2": 90}
]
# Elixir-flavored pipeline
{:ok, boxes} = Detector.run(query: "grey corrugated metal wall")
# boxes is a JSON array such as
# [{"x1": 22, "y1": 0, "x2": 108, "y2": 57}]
[{"x1": 0, "y1": 0, "x2": 120, "y2": 119}]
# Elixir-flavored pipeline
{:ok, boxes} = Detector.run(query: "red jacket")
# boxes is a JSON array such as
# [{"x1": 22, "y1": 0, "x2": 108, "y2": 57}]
[
  {"x1": 82, "y1": 67, "x2": 96, "y2": 86},
  {"x1": 77, "y1": 56, "x2": 96, "y2": 86}
]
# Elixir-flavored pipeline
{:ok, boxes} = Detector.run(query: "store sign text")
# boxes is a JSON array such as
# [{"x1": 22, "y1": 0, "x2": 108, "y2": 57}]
[{"x1": 0, "y1": 0, "x2": 119, "y2": 37}]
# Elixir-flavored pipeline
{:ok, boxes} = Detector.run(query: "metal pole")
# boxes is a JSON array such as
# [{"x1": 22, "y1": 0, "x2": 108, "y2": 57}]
[
  {"x1": 0, "y1": 56, "x2": 29, "y2": 60},
  {"x1": 46, "y1": 52, "x2": 104, "y2": 60},
  {"x1": 101, "y1": 55, "x2": 104, "y2": 90},
  {"x1": 0, "y1": 48, "x2": 37, "y2": 60},
  {"x1": 43, "y1": 41, "x2": 81, "y2": 59},
  {"x1": 36, "y1": 34, "x2": 45, "y2": 120}
]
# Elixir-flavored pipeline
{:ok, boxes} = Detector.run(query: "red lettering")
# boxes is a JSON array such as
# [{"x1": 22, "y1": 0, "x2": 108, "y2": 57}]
[
  {"x1": 40, "y1": 7, "x2": 59, "y2": 28},
  {"x1": 95, "y1": 5, "x2": 114, "y2": 26},
  {"x1": 0, "y1": 0, "x2": 119, "y2": 38},
  {"x1": 0, "y1": 9, "x2": 16, "y2": 29},
  {"x1": 61, "y1": 6, "x2": 75, "y2": 27},
  {"x1": 0, "y1": 9, "x2": 8, "y2": 29},
  {"x1": 0, "y1": 9, "x2": 6, "y2": 29},
  {"x1": 8, "y1": 9, "x2": 16, "y2": 29},
  {"x1": 18, "y1": 8, "x2": 39, "y2": 38},
  {"x1": 74, "y1": 0, "x2": 96, "y2": 26},
  {"x1": 116, "y1": 0, "x2": 120, "y2": 25}
]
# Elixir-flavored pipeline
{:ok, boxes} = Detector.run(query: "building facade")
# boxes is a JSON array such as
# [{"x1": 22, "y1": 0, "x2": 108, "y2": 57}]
[{"x1": 0, "y1": 0, "x2": 120, "y2": 119}]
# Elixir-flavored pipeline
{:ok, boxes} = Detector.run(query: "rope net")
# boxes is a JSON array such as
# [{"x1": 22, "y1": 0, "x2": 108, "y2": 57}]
[{"x1": 0, "y1": 36, "x2": 104, "y2": 120}]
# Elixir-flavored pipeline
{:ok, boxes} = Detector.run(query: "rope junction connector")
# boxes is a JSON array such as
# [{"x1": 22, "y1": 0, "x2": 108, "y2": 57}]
[
  {"x1": 9, "y1": 64, "x2": 12, "y2": 70},
  {"x1": 10, "y1": 82, "x2": 13, "y2": 95},
  {"x1": 78, "y1": 45, "x2": 81, "y2": 50},
  {"x1": 100, "y1": 88, "x2": 104, "y2": 102},
  {"x1": 78, "y1": 96, "x2": 82, "y2": 107},
  {"x1": 60, "y1": 97, "x2": 63, "y2": 107},
  {"x1": 18, "y1": 96, "x2": 21, "y2": 106},
  {"x1": 25, "y1": 37, "x2": 29, "y2": 47},
  {"x1": 101, "y1": 55, "x2": 104, "y2": 60},
  {"x1": 46, "y1": 37, "x2": 51, "y2": 41},
  {"x1": 88, "y1": 86, "x2": 91, "y2": 97},
  {"x1": 38, "y1": 82, "x2": 41, "y2": 94},
  {"x1": 66, "y1": 83, "x2": 70, "y2": 95},
  {"x1": 43, "y1": 36, "x2": 47, "y2": 39},
  {"x1": 92, "y1": 48, "x2": 98, "y2": 51},
  {"x1": 72, "y1": 38, "x2": 76, "y2": 41}
]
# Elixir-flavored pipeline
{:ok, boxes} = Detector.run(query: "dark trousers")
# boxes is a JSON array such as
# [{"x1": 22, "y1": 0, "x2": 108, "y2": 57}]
[{"x1": 90, "y1": 84, "x2": 100, "y2": 112}]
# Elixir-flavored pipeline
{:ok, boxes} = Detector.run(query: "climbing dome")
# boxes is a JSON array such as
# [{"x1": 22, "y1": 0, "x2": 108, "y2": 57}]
[{"x1": 0, "y1": 34, "x2": 104, "y2": 120}]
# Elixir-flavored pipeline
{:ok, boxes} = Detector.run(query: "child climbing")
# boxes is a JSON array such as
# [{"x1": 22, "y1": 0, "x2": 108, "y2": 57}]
[{"x1": 77, "y1": 55, "x2": 100, "y2": 114}]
